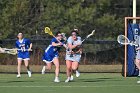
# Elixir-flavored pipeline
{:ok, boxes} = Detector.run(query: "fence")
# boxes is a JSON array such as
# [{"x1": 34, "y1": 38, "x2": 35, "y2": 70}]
[{"x1": 0, "y1": 39, "x2": 124, "y2": 65}]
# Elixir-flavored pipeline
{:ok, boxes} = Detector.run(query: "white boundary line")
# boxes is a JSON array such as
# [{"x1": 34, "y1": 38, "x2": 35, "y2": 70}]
[{"x1": 0, "y1": 85, "x2": 140, "y2": 88}]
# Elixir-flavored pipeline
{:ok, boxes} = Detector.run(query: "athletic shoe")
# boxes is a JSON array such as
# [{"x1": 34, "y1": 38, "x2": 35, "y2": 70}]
[
  {"x1": 70, "y1": 75, "x2": 74, "y2": 81},
  {"x1": 137, "y1": 80, "x2": 140, "y2": 83},
  {"x1": 76, "y1": 70, "x2": 80, "y2": 77},
  {"x1": 27, "y1": 71, "x2": 32, "y2": 77},
  {"x1": 17, "y1": 74, "x2": 21, "y2": 78},
  {"x1": 138, "y1": 74, "x2": 140, "y2": 77},
  {"x1": 65, "y1": 77, "x2": 70, "y2": 83},
  {"x1": 41, "y1": 66, "x2": 46, "y2": 74},
  {"x1": 54, "y1": 77, "x2": 60, "y2": 83}
]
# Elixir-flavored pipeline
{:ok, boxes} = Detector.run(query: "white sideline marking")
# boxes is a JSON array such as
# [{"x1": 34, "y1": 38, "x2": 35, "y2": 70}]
[{"x1": 0, "y1": 85, "x2": 140, "y2": 88}]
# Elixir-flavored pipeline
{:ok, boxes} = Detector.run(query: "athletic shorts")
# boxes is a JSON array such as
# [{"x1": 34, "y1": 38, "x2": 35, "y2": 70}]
[
  {"x1": 42, "y1": 53, "x2": 59, "y2": 63},
  {"x1": 17, "y1": 51, "x2": 30, "y2": 60},
  {"x1": 65, "y1": 54, "x2": 81, "y2": 62}
]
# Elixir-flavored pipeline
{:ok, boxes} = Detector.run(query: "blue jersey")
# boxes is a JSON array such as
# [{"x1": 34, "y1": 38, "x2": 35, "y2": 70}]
[
  {"x1": 15, "y1": 38, "x2": 31, "y2": 59},
  {"x1": 15, "y1": 38, "x2": 31, "y2": 51},
  {"x1": 42, "y1": 38, "x2": 62, "y2": 62}
]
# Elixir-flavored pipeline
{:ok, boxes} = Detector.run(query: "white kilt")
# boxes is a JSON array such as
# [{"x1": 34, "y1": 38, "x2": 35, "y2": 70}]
[{"x1": 65, "y1": 53, "x2": 81, "y2": 62}]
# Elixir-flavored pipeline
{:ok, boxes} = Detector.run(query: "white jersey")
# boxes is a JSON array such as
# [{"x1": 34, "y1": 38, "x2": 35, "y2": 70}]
[
  {"x1": 66, "y1": 36, "x2": 82, "y2": 54},
  {"x1": 65, "y1": 36, "x2": 82, "y2": 62}
]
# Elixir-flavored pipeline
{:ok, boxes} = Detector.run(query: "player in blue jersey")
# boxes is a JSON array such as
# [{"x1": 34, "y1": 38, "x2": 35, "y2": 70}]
[
  {"x1": 41, "y1": 31, "x2": 65, "y2": 82},
  {"x1": 15, "y1": 33, "x2": 32, "y2": 78}
]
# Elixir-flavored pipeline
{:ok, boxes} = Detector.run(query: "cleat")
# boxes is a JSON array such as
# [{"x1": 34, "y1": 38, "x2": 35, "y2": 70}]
[
  {"x1": 65, "y1": 77, "x2": 70, "y2": 83},
  {"x1": 41, "y1": 66, "x2": 46, "y2": 74},
  {"x1": 17, "y1": 74, "x2": 21, "y2": 78},
  {"x1": 70, "y1": 75, "x2": 74, "y2": 81},
  {"x1": 76, "y1": 70, "x2": 80, "y2": 77},
  {"x1": 137, "y1": 80, "x2": 140, "y2": 83},
  {"x1": 27, "y1": 71, "x2": 32, "y2": 77},
  {"x1": 54, "y1": 77, "x2": 60, "y2": 83}
]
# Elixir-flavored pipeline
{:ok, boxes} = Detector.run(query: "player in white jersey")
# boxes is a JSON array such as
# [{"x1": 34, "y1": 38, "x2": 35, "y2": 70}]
[
  {"x1": 136, "y1": 24, "x2": 140, "y2": 83},
  {"x1": 65, "y1": 30, "x2": 82, "y2": 82}
]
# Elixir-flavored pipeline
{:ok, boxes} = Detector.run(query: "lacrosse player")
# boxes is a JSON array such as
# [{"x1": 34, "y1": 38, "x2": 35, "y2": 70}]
[
  {"x1": 136, "y1": 24, "x2": 140, "y2": 83},
  {"x1": 65, "y1": 30, "x2": 82, "y2": 82},
  {"x1": 15, "y1": 33, "x2": 32, "y2": 78},
  {"x1": 42, "y1": 31, "x2": 64, "y2": 82}
]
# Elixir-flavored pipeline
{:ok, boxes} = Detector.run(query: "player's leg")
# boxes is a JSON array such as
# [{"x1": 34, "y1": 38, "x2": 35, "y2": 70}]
[
  {"x1": 72, "y1": 61, "x2": 79, "y2": 71},
  {"x1": 71, "y1": 61, "x2": 80, "y2": 81},
  {"x1": 42, "y1": 62, "x2": 52, "y2": 74},
  {"x1": 41, "y1": 52, "x2": 52, "y2": 74},
  {"x1": 135, "y1": 59, "x2": 140, "y2": 76},
  {"x1": 71, "y1": 67, "x2": 80, "y2": 79},
  {"x1": 46, "y1": 62, "x2": 52, "y2": 70},
  {"x1": 70, "y1": 69, "x2": 74, "y2": 81},
  {"x1": 73, "y1": 54, "x2": 81, "y2": 77},
  {"x1": 53, "y1": 57, "x2": 60, "y2": 82},
  {"x1": 17, "y1": 58, "x2": 22, "y2": 78},
  {"x1": 65, "y1": 60, "x2": 72, "y2": 82},
  {"x1": 24, "y1": 59, "x2": 32, "y2": 77}
]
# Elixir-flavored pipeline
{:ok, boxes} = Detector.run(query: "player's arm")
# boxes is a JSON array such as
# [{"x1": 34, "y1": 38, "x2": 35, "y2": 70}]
[
  {"x1": 28, "y1": 43, "x2": 32, "y2": 51},
  {"x1": 26, "y1": 39, "x2": 32, "y2": 51},
  {"x1": 51, "y1": 38, "x2": 63, "y2": 47},
  {"x1": 0, "y1": 47, "x2": 5, "y2": 53},
  {"x1": 67, "y1": 37, "x2": 81, "y2": 50},
  {"x1": 136, "y1": 47, "x2": 140, "y2": 50},
  {"x1": 52, "y1": 42, "x2": 62, "y2": 46},
  {"x1": 67, "y1": 43, "x2": 77, "y2": 50},
  {"x1": 69, "y1": 42, "x2": 82, "y2": 50}
]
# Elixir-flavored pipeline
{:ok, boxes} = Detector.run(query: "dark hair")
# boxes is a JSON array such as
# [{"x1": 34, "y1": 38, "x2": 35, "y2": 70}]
[
  {"x1": 17, "y1": 32, "x2": 23, "y2": 36},
  {"x1": 55, "y1": 31, "x2": 61, "y2": 36},
  {"x1": 71, "y1": 30, "x2": 79, "y2": 36}
]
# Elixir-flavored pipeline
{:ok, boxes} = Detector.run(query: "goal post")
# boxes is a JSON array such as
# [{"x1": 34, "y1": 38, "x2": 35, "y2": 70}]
[{"x1": 124, "y1": 17, "x2": 140, "y2": 77}]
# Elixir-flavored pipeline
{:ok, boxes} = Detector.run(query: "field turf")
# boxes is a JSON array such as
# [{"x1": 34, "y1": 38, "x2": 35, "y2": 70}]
[{"x1": 0, "y1": 73, "x2": 140, "y2": 93}]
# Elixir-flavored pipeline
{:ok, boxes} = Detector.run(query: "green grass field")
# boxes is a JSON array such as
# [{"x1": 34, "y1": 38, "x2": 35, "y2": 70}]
[{"x1": 0, "y1": 73, "x2": 140, "y2": 93}]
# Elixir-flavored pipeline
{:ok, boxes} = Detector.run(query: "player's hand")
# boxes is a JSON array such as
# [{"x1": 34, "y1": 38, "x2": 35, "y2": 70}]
[
  {"x1": 28, "y1": 48, "x2": 32, "y2": 51},
  {"x1": 58, "y1": 42, "x2": 63, "y2": 46},
  {"x1": 76, "y1": 42, "x2": 82, "y2": 46},
  {"x1": 21, "y1": 48, "x2": 24, "y2": 52}
]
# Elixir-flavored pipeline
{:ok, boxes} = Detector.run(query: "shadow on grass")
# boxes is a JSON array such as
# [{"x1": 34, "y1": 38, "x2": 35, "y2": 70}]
[
  {"x1": 78, "y1": 77, "x2": 122, "y2": 82},
  {"x1": 5, "y1": 80, "x2": 35, "y2": 83},
  {"x1": 78, "y1": 79, "x2": 105, "y2": 82},
  {"x1": 96, "y1": 77, "x2": 113, "y2": 79},
  {"x1": 96, "y1": 77, "x2": 123, "y2": 81}
]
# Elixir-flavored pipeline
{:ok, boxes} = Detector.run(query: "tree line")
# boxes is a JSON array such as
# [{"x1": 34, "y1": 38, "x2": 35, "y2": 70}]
[{"x1": 0, "y1": 0, "x2": 134, "y2": 40}]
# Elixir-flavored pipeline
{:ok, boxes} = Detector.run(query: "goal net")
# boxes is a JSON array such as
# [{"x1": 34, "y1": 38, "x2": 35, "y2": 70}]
[{"x1": 124, "y1": 17, "x2": 140, "y2": 77}]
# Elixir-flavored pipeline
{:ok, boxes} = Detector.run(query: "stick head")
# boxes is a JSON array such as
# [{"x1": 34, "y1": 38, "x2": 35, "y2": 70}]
[
  {"x1": 44, "y1": 27, "x2": 54, "y2": 36},
  {"x1": 7, "y1": 49, "x2": 17, "y2": 55},
  {"x1": 87, "y1": 30, "x2": 95, "y2": 38},
  {"x1": 117, "y1": 35, "x2": 130, "y2": 45}
]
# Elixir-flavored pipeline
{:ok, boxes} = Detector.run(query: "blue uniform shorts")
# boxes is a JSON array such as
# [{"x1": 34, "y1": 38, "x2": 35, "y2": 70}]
[
  {"x1": 17, "y1": 51, "x2": 30, "y2": 60},
  {"x1": 42, "y1": 53, "x2": 59, "y2": 63}
]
